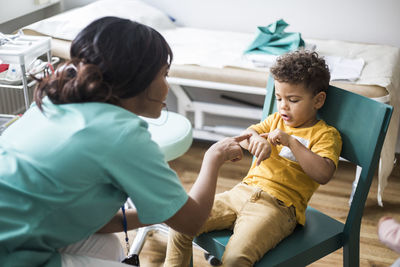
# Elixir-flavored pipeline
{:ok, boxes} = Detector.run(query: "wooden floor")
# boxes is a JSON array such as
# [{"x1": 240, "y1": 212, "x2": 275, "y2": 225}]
[{"x1": 123, "y1": 140, "x2": 400, "y2": 267}]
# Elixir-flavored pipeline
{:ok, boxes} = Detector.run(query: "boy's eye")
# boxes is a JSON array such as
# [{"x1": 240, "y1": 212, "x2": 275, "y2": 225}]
[
  {"x1": 276, "y1": 98, "x2": 281, "y2": 101},
  {"x1": 289, "y1": 99, "x2": 299, "y2": 103}
]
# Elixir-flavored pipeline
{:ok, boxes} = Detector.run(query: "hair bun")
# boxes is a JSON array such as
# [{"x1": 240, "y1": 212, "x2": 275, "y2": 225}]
[{"x1": 56, "y1": 62, "x2": 78, "y2": 78}]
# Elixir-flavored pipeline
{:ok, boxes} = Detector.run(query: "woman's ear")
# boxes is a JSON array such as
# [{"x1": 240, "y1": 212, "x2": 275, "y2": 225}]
[{"x1": 314, "y1": 91, "x2": 326, "y2": 110}]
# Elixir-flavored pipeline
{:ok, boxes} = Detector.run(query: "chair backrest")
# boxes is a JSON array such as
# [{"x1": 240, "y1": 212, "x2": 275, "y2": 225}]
[{"x1": 263, "y1": 76, "x2": 393, "y2": 238}]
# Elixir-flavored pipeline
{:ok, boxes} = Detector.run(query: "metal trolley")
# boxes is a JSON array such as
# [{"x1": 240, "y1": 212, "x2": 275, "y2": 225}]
[{"x1": 0, "y1": 33, "x2": 52, "y2": 112}]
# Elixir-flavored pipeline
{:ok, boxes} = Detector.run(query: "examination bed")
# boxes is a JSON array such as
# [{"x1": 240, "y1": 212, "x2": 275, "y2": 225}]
[{"x1": 20, "y1": 0, "x2": 400, "y2": 205}]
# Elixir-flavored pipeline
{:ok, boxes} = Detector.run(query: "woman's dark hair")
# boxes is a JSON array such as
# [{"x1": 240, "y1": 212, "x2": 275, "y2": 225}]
[
  {"x1": 270, "y1": 51, "x2": 330, "y2": 95},
  {"x1": 34, "y1": 16, "x2": 173, "y2": 109}
]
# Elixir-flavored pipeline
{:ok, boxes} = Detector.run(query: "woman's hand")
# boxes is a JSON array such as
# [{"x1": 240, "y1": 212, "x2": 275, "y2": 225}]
[
  {"x1": 205, "y1": 133, "x2": 251, "y2": 166},
  {"x1": 247, "y1": 133, "x2": 271, "y2": 166}
]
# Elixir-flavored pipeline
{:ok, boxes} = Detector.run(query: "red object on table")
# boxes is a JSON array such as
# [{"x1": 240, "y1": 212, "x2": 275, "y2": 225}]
[{"x1": 0, "y1": 64, "x2": 9, "y2": 73}]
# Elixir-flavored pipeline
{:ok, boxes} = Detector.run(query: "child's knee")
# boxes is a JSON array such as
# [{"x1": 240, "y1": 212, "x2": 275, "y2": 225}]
[
  {"x1": 222, "y1": 254, "x2": 253, "y2": 267},
  {"x1": 169, "y1": 228, "x2": 194, "y2": 245},
  {"x1": 221, "y1": 244, "x2": 260, "y2": 267}
]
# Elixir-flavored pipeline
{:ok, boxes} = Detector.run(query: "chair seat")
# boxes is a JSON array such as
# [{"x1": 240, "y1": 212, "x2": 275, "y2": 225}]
[
  {"x1": 141, "y1": 110, "x2": 193, "y2": 161},
  {"x1": 194, "y1": 206, "x2": 344, "y2": 267}
]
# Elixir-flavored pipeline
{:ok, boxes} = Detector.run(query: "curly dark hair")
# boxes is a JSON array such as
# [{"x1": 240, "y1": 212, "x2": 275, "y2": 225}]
[
  {"x1": 34, "y1": 16, "x2": 173, "y2": 110},
  {"x1": 270, "y1": 51, "x2": 330, "y2": 95}
]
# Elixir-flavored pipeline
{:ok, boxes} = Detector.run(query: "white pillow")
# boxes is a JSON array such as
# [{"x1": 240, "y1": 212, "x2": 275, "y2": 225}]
[{"x1": 23, "y1": 0, "x2": 176, "y2": 40}]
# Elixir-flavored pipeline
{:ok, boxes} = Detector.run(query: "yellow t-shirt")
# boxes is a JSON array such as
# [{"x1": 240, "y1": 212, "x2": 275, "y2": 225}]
[{"x1": 243, "y1": 112, "x2": 342, "y2": 225}]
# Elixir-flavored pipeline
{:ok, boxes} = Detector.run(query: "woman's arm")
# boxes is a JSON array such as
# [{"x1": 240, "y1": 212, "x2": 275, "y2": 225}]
[
  {"x1": 97, "y1": 207, "x2": 148, "y2": 233},
  {"x1": 99, "y1": 134, "x2": 250, "y2": 236},
  {"x1": 165, "y1": 134, "x2": 250, "y2": 236}
]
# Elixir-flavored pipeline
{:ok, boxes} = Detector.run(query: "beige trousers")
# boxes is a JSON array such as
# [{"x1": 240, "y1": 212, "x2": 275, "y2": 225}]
[{"x1": 165, "y1": 183, "x2": 297, "y2": 267}]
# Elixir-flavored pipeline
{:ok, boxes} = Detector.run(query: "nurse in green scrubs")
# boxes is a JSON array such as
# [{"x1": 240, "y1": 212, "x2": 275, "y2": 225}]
[{"x1": 0, "y1": 16, "x2": 249, "y2": 267}]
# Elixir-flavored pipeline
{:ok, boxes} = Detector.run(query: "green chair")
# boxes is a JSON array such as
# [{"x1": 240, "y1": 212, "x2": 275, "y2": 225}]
[{"x1": 191, "y1": 75, "x2": 393, "y2": 267}]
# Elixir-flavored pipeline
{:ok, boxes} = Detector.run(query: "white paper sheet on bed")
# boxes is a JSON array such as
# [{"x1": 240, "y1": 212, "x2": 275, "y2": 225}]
[{"x1": 160, "y1": 27, "x2": 400, "y2": 85}]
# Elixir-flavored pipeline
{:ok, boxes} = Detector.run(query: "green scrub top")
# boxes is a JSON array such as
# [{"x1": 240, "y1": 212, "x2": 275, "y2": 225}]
[{"x1": 0, "y1": 98, "x2": 188, "y2": 267}]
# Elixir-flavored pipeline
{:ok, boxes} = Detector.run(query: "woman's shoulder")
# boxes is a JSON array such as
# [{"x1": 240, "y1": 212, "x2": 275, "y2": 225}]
[
  {"x1": 56, "y1": 101, "x2": 150, "y2": 145},
  {"x1": 66, "y1": 101, "x2": 145, "y2": 128},
  {"x1": 84, "y1": 103, "x2": 149, "y2": 138}
]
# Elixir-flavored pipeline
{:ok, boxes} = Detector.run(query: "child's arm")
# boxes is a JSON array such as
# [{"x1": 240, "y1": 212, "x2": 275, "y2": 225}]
[
  {"x1": 267, "y1": 129, "x2": 336, "y2": 184},
  {"x1": 378, "y1": 217, "x2": 400, "y2": 253},
  {"x1": 239, "y1": 128, "x2": 271, "y2": 166}
]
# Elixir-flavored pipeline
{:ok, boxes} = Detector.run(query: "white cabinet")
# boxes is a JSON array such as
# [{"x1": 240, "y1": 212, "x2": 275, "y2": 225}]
[{"x1": 168, "y1": 76, "x2": 266, "y2": 141}]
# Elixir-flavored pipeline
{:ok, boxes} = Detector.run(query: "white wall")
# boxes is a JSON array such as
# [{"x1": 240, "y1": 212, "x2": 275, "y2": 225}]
[
  {"x1": 0, "y1": 0, "x2": 61, "y2": 24},
  {"x1": 0, "y1": 0, "x2": 94, "y2": 34},
  {"x1": 62, "y1": 0, "x2": 97, "y2": 10},
  {"x1": 144, "y1": 0, "x2": 400, "y2": 48},
  {"x1": 0, "y1": 1, "x2": 62, "y2": 34},
  {"x1": 2, "y1": 0, "x2": 399, "y2": 47}
]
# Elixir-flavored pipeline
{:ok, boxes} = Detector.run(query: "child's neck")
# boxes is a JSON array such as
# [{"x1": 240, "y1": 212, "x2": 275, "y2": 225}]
[{"x1": 295, "y1": 117, "x2": 319, "y2": 128}]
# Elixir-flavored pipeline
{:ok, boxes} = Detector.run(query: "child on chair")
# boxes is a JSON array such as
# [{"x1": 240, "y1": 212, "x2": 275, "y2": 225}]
[{"x1": 164, "y1": 51, "x2": 342, "y2": 266}]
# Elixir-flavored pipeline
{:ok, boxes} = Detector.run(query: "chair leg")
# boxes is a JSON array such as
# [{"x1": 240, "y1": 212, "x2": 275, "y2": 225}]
[
  {"x1": 204, "y1": 252, "x2": 222, "y2": 266},
  {"x1": 348, "y1": 165, "x2": 361, "y2": 206},
  {"x1": 343, "y1": 235, "x2": 360, "y2": 267},
  {"x1": 128, "y1": 224, "x2": 171, "y2": 258},
  {"x1": 128, "y1": 227, "x2": 153, "y2": 257}
]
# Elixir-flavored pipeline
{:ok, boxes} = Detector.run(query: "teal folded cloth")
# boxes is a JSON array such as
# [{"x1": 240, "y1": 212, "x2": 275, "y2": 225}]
[{"x1": 244, "y1": 19, "x2": 305, "y2": 55}]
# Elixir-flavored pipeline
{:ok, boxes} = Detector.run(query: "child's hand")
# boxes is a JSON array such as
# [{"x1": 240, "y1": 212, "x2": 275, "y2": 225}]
[
  {"x1": 247, "y1": 133, "x2": 271, "y2": 166},
  {"x1": 266, "y1": 129, "x2": 292, "y2": 147}
]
